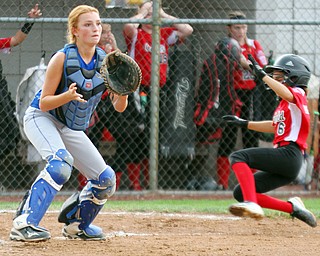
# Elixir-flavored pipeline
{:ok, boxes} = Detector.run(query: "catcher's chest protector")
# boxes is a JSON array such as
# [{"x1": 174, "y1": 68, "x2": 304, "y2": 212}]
[{"x1": 51, "y1": 45, "x2": 106, "y2": 131}]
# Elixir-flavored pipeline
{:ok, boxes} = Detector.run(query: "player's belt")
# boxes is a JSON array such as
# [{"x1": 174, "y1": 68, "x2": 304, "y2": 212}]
[
  {"x1": 274, "y1": 141, "x2": 305, "y2": 155},
  {"x1": 274, "y1": 141, "x2": 292, "y2": 148}
]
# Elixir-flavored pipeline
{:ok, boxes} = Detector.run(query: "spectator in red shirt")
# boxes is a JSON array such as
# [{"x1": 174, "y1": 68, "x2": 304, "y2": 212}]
[{"x1": 120, "y1": 1, "x2": 193, "y2": 190}]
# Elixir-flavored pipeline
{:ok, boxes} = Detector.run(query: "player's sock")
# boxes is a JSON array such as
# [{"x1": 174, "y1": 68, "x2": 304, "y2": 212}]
[
  {"x1": 231, "y1": 162, "x2": 257, "y2": 202},
  {"x1": 141, "y1": 158, "x2": 149, "y2": 188},
  {"x1": 256, "y1": 193, "x2": 292, "y2": 213},
  {"x1": 127, "y1": 163, "x2": 142, "y2": 191},
  {"x1": 217, "y1": 156, "x2": 230, "y2": 189},
  {"x1": 115, "y1": 172, "x2": 122, "y2": 190}
]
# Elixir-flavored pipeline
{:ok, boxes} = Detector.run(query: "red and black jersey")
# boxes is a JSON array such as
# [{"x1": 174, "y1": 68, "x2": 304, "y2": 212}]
[
  {"x1": 234, "y1": 38, "x2": 267, "y2": 90},
  {"x1": 272, "y1": 87, "x2": 310, "y2": 150}
]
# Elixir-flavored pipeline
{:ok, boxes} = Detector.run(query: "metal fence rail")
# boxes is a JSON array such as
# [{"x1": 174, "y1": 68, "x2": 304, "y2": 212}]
[{"x1": 0, "y1": 0, "x2": 319, "y2": 195}]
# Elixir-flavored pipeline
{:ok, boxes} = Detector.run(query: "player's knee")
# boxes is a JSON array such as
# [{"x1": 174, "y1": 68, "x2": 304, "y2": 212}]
[
  {"x1": 233, "y1": 184, "x2": 243, "y2": 202},
  {"x1": 46, "y1": 149, "x2": 74, "y2": 185},
  {"x1": 229, "y1": 151, "x2": 245, "y2": 166},
  {"x1": 91, "y1": 166, "x2": 116, "y2": 200}
]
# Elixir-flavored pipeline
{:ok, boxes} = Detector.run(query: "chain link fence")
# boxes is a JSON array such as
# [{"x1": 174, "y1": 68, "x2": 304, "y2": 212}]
[{"x1": 0, "y1": 0, "x2": 320, "y2": 194}]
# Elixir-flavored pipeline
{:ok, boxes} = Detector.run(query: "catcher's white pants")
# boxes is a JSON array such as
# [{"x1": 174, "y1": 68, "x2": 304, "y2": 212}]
[{"x1": 24, "y1": 107, "x2": 108, "y2": 180}]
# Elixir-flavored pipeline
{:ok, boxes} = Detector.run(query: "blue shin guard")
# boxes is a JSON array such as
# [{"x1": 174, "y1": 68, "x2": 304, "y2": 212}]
[
  {"x1": 58, "y1": 166, "x2": 115, "y2": 238},
  {"x1": 13, "y1": 149, "x2": 73, "y2": 229},
  {"x1": 58, "y1": 193, "x2": 104, "y2": 239}
]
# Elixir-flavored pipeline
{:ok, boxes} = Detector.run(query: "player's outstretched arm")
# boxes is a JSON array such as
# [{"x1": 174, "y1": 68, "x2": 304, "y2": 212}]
[{"x1": 223, "y1": 115, "x2": 274, "y2": 133}]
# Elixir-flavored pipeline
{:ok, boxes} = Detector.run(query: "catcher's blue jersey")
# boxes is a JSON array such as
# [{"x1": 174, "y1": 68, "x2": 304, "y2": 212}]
[{"x1": 31, "y1": 44, "x2": 106, "y2": 131}]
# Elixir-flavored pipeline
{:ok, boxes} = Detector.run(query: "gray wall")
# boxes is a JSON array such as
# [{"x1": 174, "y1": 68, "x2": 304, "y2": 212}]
[{"x1": 256, "y1": 0, "x2": 320, "y2": 76}]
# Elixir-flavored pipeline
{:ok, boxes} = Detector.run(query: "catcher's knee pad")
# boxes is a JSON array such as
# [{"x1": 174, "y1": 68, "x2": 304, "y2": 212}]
[
  {"x1": 90, "y1": 166, "x2": 116, "y2": 200},
  {"x1": 46, "y1": 149, "x2": 74, "y2": 185}
]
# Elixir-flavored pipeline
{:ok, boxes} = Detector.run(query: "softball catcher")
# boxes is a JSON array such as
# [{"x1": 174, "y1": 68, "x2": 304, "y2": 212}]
[{"x1": 10, "y1": 5, "x2": 141, "y2": 242}]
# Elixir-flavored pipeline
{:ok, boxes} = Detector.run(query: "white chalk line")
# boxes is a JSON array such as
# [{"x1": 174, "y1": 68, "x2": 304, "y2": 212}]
[
  {"x1": 54, "y1": 231, "x2": 152, "y2": 240},
  {"x1": 99, "y1": 211, "x2": 240, "y2": 221},
  {"x1": 0, "y1": 211, "x2": 239, "y2": 243},
  {"x1": 1, "y1": 210, "x2": 240, "y2": 221}
]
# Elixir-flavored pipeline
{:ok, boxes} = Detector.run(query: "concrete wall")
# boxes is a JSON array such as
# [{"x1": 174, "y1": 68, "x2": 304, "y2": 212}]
[{"x1": 256, "y1": 0, "x2": 320, "y2": 75}]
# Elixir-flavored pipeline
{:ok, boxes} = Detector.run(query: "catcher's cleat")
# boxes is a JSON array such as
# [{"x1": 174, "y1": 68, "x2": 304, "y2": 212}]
[
  {"x1": 62, "y1": 223, "x2": 106, "y2": 241},
  {"x1": 229, "y1": 201, "x2": 264, "y2": 220},
  {"x1": 288, "y1": 197, "x2": 317, "y2": 227},
  {"x1": 10, "y1": 226, "x2": 51, "y2": 242}
]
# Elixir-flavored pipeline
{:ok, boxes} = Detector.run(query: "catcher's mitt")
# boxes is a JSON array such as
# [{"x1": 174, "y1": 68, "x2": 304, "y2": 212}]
[{"x1": 100, "y1": 50, "x2": 142, "y2": 95}]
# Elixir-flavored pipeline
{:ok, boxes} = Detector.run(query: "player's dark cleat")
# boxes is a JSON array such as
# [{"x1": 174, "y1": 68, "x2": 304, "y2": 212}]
[
  {"x1": 62, "y1": 224, "x2": 106, "y2": 241},
  {"x1": 229, "y1": 201, "x2": 264, "y2": 220},
  {"x1": 288, "y1": 197, "x2": 317, "y2": 227},
  {"x1": 10, "y1": 226, "x2": 51, "y2": 242}
]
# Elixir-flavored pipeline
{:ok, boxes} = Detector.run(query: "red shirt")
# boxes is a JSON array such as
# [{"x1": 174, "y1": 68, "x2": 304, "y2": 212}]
[
  {"x1": 272, "y1": 87, "x2": 310, "y2": 150},
  {"x1": 0, "y1": 37, "x2": 11, "y2": 53},
  {"x1": 234, "y1": 38, "x2": 267, "y2": 90},
  {"x1": 124, "y1": 27, "x2": 178, "y2": 87}
]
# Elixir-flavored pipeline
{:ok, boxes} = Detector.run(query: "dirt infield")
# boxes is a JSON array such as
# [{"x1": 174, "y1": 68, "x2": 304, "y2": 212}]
[{"x1": 0, "y1": 209, "x2": 319, "y2": 256}]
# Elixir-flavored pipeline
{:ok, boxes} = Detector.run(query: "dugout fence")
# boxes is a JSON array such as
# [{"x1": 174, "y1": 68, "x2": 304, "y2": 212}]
[{"x1": 0, "y1": 0, "x2": 320, "y2": 195}]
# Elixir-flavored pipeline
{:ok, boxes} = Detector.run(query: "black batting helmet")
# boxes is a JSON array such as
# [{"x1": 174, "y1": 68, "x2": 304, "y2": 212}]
[
  {"x1": 215, "y1": 37, "x2": 241, "y2": 62},
  {"x1": 265, "y1": 54, "x2": 311, "y2": 87}
]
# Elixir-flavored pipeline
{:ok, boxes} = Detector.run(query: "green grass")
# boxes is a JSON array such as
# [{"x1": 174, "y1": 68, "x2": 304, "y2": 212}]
[
  {"x1": 103, "y1": 199, "x2": 235, "y2": 213},
  {"x1": 1, "y1": 198, "x2": 320, "y2": 218}
]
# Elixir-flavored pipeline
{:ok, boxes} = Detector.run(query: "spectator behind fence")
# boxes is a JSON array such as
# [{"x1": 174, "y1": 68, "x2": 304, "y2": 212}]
[
  {"x1": 0, "y1": 4, "x2": 42, "y2": 53},
  {"x1": 10, "y1": 5, "x2": 128, "y2": 242},
  {"x1": 116, "y1": 0, "x2": 193, "y2": 190},
  {"x1": 222, "y1": 53, "x2": 317, "y2": 227},
  {"x1": 98, "y1": 23, "x2": 118, "y2": 53},
  {"x1": 0, "y1": 4, "x2": 42, "y2": 172},
  {"x1": 216, "y1": 11, "x2": 268, "y2": 190},
  {"x1": 78, "y1": 23, "x2": 119, "y2": 191},
  {"x1": 191, "y1": 37, "x2": 243, "y2": 190}
]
